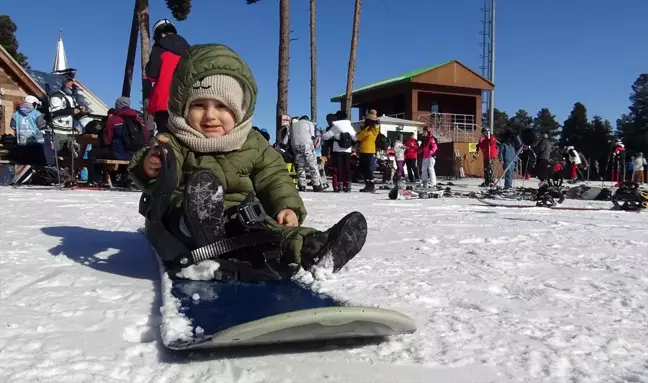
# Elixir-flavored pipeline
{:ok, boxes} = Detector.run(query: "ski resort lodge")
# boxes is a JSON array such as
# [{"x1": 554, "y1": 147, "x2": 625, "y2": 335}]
[
  {"x1": 0, "y1": 37, "x2": 109, "y2": 137},
  {"x1": 331, "y1": 60, "x2": 495, "y2": 178}
]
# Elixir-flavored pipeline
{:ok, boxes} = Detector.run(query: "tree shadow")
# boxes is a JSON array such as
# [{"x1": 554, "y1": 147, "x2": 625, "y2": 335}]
[{"x1": 41, "y1": 225, "x2": 158, "y2": 280}]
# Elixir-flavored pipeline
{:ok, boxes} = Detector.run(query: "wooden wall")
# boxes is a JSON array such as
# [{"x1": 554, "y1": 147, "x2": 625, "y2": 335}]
[{"x1": 0, "y1": 65, "x2": 29, "y2": 135}]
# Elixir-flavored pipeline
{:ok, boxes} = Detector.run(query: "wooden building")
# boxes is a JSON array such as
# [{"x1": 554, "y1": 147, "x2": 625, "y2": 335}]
[
  {"x1": 0, "y1": 45, "x2": 108, "y2": 136},
  {"x1": 330, "y1": 60, "x2": 495, "y2": 177}
]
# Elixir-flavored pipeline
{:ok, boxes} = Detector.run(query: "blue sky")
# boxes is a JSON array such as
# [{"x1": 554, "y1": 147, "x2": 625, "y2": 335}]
[{"x1": 5, "y1": 0, "x2": 647, "y2": 141}]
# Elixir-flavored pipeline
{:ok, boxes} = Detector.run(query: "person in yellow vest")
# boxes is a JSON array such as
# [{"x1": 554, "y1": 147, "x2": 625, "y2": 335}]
[{"x1": 356, "y1": 109, "x2": 380, "y2": 192}]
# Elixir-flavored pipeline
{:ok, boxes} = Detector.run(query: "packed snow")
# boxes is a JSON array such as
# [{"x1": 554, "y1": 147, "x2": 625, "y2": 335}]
[{"x1": 1, "y1": 183, "x2": 647, "y2": 383}]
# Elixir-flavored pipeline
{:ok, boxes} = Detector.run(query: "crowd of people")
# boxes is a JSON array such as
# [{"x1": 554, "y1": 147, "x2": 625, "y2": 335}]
[
  {"x1": 274, "y1": 109, "x2": 441, "y2": 193},
  {"x1": 474, "y1": 127, "x2": 647, "y2": 190}
]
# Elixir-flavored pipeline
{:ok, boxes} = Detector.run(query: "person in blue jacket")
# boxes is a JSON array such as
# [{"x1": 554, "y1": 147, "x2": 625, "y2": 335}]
[{"x1": 499, "y1": 130, "x2": 522, "y2": 189}]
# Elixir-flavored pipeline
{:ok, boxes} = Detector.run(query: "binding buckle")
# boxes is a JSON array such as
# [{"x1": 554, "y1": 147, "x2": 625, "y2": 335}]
[{"x1": 236, "y1": 194, "x2": 267, "y2": 228}]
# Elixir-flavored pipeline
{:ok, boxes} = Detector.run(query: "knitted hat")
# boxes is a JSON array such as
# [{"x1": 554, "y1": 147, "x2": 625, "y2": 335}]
[
  {"x1": 366, "y1": 109, "x2": 378, "y2": 121},
  {"x1": 184, "y1": 75, "x2": 248, "y2": 122},
  {"x1": 115, "y1": 96, "x2": 130, "y2": 109}
]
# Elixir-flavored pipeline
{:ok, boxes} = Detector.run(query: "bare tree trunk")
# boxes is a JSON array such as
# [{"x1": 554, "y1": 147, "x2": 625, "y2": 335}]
[
  {"x1": 344, "y1": 0, "x2": 361, "y2": 119},
  {"x1": 276, "y1": 0, "x2": 290, "y2": 143},
  {"x1": 137, "y1": 0, "x2": 151, "y2": 121},
  {"x1": 121, "y1": 1, "x2": 139, "y2": 97},
  {"x1": 309, "y1": 0, "x2": 317, "y2": 123}
]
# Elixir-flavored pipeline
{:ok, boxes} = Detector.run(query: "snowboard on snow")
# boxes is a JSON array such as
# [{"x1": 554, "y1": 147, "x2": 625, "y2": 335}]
[
  {"x1": 388, "y1": 185, "x2": 444, "y2": 200},
  {"x1": 476, "y1": 198, "x2": 640, "y2": 212},
  {"x1": 159, "y1": 266, "x2": 417, "y2": 350}
]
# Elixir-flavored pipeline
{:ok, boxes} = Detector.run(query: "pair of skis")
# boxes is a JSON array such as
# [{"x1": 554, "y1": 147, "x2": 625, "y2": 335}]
[{"x1": 476, "y1": 198, "x2": 642, "y2": 212}]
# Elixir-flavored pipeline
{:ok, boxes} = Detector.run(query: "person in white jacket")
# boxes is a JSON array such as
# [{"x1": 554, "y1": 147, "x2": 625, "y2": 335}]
[
  {"x1": 633, "y1": 152, "x2": 646, "y2": 183},
  {"x1": 322, "y1": 110, "x2": 356, "y2": 192},
  {"x1": 393, "y1": 135, "x2": 405, "y2": 183}
]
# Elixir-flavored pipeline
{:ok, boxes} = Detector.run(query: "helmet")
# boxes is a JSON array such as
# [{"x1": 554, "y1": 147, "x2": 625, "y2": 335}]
[
  {"x1": 24, "y1": 95, "x2": 41, "y2": 105},
  {"x1": 152, "y1": 19, "x2": 177, "y2": 40}
]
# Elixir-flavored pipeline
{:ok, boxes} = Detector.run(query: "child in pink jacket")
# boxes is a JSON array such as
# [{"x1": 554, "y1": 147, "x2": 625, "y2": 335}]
[{"x1": 419, "y1": 127, "x2": 437, "y2": 187}]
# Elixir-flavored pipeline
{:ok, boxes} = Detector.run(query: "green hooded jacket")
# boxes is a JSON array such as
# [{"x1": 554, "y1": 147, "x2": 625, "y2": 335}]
[{"x1": 128, "y1": 44, "x2": 312, "y2": 261}]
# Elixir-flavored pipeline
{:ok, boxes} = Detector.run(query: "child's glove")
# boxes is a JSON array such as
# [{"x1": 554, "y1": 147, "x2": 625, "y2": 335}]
[
  {"x1": 143, "y1": 136, "x2": 169, "y2": 178},
  {"x1": 276, "y1": 209, "x2": 298, "y2": 227}
]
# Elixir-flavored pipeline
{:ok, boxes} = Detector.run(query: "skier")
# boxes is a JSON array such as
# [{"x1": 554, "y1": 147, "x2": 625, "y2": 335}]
[
  {"x1": 633, "y1": 153, "x2": 646, "y2": 183},
  {"x1": 475, "y1": 128, "x2": 498, "y2": 187},
  {"x1": 10, "y1": 95, "x2": 50, "y2": 165},
  {"x1": 498, "y1": 130, "x2": 522, "y2": 189},
  {"x1": 129, "y1": 44, "x2": 368, "y2": 281},
  {"x1": 49, "y1": 75, "x2": 86, "y2": 156},
  {"x1": 146, "y1": 19, "x2": 190, "y2": 134},
  {"x1": 356, "y1": 110, "x2": 380, "y2": 192},
  {"x1": 610, "y1": 140, "x2": 626, "y2": 185},
  {"x1": 534, "y1": 133, "x2": 552, "y2": 182},
  {"x1": 564, "y1": 146, "x2": 581, "y2": 181}
]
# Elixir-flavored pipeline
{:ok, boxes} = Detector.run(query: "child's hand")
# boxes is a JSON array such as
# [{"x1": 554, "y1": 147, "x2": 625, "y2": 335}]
[
  {"x1": 276, "y1": 209, "x2": 298, "y2": 227},
  {"x1": 143, "y1": 136, "x2": 169, "y2": 178}
]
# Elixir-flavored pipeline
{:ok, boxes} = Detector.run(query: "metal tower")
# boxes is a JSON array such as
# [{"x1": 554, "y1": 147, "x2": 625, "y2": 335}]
[{"x1": 479, "y1": 0, "x2": 495, "y2": 132}]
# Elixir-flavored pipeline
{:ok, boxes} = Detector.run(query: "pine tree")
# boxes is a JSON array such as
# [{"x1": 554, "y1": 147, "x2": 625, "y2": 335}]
[
  {"x1": 619, "y1": 74, "x2": 648, "y2": 153},
  {"x1": 0, "y1": 15, "x2": 29, "y2": 68},
  {"x1": 587, "y1": 115, "x2": 614, "y2": 166},
  {"x1": 508, "y1": 109, "x2": 533, "y2": 136},
  {"x1": 561, "y1": 102, "x2": 589, "y2": 149},
  {"x1": 165, "y1": 0, "x2": 192, "y2": 20},
  {"x1": 482, "y1": 108, "x2": 510, "y2": 140},
  {"x1": 532, "y1": 108, "x2": 561, "y2": 142}
]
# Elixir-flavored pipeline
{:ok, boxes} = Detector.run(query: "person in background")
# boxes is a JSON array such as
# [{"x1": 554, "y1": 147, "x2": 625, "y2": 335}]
[
  {"x1": 355, "y1": 109, "x2": 380, "y2": 192},
  {"x1": 10, "y1": 95, "x2": 50, "y2": 165},
  {"x1": 475, "y1": 128, "x2": 498, "y2": 187},
  {"x1": 146, "y1": 19, "x2": 190, "y2": 134},
  {"x1": 313, "y1": 128, "x2": 326, "y2": 180},
  {"x1": 393, "y1": 134, "x2": 405, "y2": 184},
  {"x1": 564, "y1": 146, "x2": 581, "y2": 181},
  {"x1": 290, "y1": 116, "x2": 322, "y2": 192},
  {"x1": 499, "y1": 130, "x2": 522, "y2": 189},
  {"x1": 534, "y1": 133, "x2": 552, "y2": 183},
  {"x1": 88, "y1": 97, "x2": 147, "y2": 184},
  {"x1": 418, "y1": 127, "x2": 437, "y2": 188},
  {"x1": 628, "y1": 157, "x2": 635, "y2": 182},
  {"x1": 322, "y1": 110, "x2": 355, "y2": 192},
  {"x1": 49, "y1": 75, "x2": 85, "y2": 156},
  {"x1": 321, "y1": 113, "x2": 335, "y2": 177},
  {"x1": 403, "y1": 134, "x2": 419, "y2": 182}
]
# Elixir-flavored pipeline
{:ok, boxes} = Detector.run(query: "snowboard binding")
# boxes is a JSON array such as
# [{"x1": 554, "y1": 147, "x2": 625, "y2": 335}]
[
  {"x1": 535, "y1": 179, "x2": 565, "y2": 207},
  {"x1": 611, "y1": 182, "x2": 646, "y2": 211}
]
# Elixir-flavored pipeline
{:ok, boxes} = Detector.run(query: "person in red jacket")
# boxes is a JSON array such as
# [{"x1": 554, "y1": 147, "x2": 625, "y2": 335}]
[
  {"x1": 146, "y1": 19, "x2": 190, "y2": 135},
  {"x1": 403, "y1": 134, "x2": 419, "y2": 182},
  {"x1": 475, "y1": 128, "x2": 498, "y2": 187}
]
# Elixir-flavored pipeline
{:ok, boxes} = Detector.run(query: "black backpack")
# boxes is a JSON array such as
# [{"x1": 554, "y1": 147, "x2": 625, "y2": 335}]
[
  {"x1": 122, "y1": 116, "x2": 146, "y2": 151},
  {"x1": 337, "y1": 132, "x2": 353, "y2": 149},
  {"x1": 375, "y1": 133, "x2": 388, "y2": 151}
]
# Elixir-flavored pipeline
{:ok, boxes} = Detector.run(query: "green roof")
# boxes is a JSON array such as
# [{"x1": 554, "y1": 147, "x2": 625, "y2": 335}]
[{"x1": 330, "y1": 60, "x2": 453, "y2": 102}]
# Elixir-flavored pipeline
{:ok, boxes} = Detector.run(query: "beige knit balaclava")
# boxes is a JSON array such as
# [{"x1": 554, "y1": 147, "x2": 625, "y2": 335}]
[{"x1": 167, "y1": 74, "x2": 253, "y2": 153}]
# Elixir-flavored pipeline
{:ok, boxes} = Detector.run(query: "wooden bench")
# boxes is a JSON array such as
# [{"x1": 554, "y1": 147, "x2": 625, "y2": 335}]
[{"x1": 94, "y1": 159, "x2": 130, "y2": 187}]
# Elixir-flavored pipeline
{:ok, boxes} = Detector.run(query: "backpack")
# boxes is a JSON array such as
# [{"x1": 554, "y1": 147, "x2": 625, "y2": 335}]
[
  {"x1": 122, "y1": 116, "x2": 146, "y2": 151},
  {"x1": 375, "y1": 133, "x2": 388, "y2": 151},
  {"x1": 337, "y1": 132, "x2": 353, "y2": 149}
]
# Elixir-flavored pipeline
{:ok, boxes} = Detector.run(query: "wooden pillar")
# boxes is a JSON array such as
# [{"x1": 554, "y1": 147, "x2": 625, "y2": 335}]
[
  {"x1": 410, "y1": 89, "x2": 418, "y2": 121},
  {"x1": 474, "y1": 95, "x2": 482, "y2": 125}
]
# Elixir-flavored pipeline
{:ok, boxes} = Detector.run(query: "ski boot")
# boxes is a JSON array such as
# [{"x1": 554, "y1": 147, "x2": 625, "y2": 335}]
[{"x1": 535, "y1": 179, "x2": 564, "y2": 207}]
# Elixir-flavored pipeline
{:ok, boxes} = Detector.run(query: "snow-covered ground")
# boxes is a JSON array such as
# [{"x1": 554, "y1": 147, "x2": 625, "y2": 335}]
[{"x1": 1, "y1": 184, "x2": 647, "y2": 383}]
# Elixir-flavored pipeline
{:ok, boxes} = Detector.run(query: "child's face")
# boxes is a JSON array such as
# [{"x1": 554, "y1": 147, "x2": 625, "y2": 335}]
[{"x1": 187, "y1": 98, "x2": 236, "y2": 138}]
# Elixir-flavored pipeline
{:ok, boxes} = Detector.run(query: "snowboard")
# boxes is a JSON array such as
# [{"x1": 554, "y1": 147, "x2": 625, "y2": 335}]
[
  {"x1": 388, "y1": 185, "x2": 444, "y2": 200},
  {"x1": 160, "y1": 270, "x2": 417, "y2": 350},
  {"x1": 476, "y1": 198, "x2": 640, "y2": 212}
]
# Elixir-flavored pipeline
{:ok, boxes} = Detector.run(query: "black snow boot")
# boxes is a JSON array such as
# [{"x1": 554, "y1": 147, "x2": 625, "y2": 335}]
[
  {"x1": 182, "y1": 170, "x2": 226, "y2": 248},
  {"x1": 343, "y1": 182, "x2": 352, "y2": 193},
  {"x1": 300, "y1": 211, "x2": 368, "y2": 272},
  {"x1": 359, "y1": 180, "x2": 375, "y2": 193}
]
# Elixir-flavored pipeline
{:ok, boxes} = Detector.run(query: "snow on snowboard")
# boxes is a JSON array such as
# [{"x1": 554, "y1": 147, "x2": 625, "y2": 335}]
[{"x1": 157, "y1": 258, "x2": 417, "y2": 350}]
